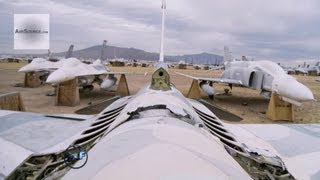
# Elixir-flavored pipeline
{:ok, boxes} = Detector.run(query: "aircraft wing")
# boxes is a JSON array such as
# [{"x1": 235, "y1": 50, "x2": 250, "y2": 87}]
[
  {"x1": 77, "y1": 71, "x2": 130, "y2": 77},
  {"x1": 0, "y1": 110, "x2": 93, "y2": 178},
  {"x1": 175, "y1": 72, "x2": 243, "y2": 85},
  {"x1": 103, "y1": 71, "x2": 130, "y2": 75},
  {"x1": 225, "y1": 123, "x2": 320, "y2": 180},
  {"x1": 210, "y1": 66, "x2": 224, "y2": 71}
]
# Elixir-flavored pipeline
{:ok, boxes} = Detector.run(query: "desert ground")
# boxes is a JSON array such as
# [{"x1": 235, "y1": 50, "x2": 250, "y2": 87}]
[{"x1": 0, "y1": 61, "x2": 319, "y2": 124}]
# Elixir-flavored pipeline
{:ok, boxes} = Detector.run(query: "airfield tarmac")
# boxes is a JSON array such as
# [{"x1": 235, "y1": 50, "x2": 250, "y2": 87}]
[{"x1": 0, "y1": 61, "x2": 319, "y2": 124}]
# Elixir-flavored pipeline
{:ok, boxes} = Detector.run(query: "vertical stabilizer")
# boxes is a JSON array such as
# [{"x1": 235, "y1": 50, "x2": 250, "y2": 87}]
[
  {"x1": 242, "y1": 56, "x2": 248, "y2": 61},
  {"x1": 48, "y1": 49, "x2": 51, "y2": 58},
  {"x1": 151, "y1": 0, "x2": 170, "y2": 91},
  {"x1": 224, "y1": 46, "x2": 233, "y2": 62},
  {"x1": 159, "y1": 0, "x2": 166, "y2": 62},
  {"x1": 303, "y1": 61, "x2": 306, "y2": 68},
  {"x1": 65, "y1": 45, "x2": 74, "y2": 58},
  {"x1": 100, "y1": 40, "x2": 107, "y2": 61}
]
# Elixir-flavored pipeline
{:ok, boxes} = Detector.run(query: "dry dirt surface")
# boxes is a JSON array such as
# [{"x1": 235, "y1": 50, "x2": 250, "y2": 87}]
[{"x1": 0, "y1": 62, "x2": 319, "y2": 124}]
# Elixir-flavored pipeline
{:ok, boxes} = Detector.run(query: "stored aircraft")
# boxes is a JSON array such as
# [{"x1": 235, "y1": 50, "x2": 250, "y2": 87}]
[
  {"x1": 18, "y1": 44, "x2": 74, "y2": 73},
  {"x1": 46, "y1": 58, "x2": 127, "y2": 91},
  {"x1": 177, "y1": 46, "x2": 314, "y2": 106},
  {"x1": 0, "y1": 1, "x2": 319, "y2": 180}
]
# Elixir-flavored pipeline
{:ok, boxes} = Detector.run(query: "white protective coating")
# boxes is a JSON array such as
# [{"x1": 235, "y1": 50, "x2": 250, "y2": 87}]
[
  {"x1": 18, "y1": 58, "x2": 66, "y2": 72},
  {"x1": 272, "y1": 76, "x2": 314, "y2": 105},
  {"x1": 178, "y1": 56, "x2": 314, "y2": 104},
  {"x1": 0, "y1": 111, "x2": 94, "y2": 177},
  {"x1": 46, "y1": 58, "x2": 127, "y2": 88},
  {"x1": 64, "y1": 117, "x2": 251, "y2": 180},
  {"x1": 0, "y1": 138, "x2": 33, "y2": 177},
  {"x1": 3, "y1": 1, "x2": 319, "y2": 179},
  {"x1": 229, "y1": 57, "x2": 314, "y2": 103},
  {"x1": 46, "y1": 59, "x2": 109, "y2": 83},
  {"x1": 226, "y1": 124, "x2": 320, "y2": 180},
  {"x1": 105, "y1": 85, "x2": 204, "y2": 134}
]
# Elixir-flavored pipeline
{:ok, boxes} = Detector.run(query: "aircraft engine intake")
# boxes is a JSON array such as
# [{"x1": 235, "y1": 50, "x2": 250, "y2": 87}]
[{"x1": 222, "y1": 67, "x2": 255, "y2": 87}]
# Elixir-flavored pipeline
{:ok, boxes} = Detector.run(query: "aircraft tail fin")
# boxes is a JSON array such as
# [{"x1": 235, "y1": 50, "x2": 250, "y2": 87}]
[
  {"x1": 242, "y1": 56, "x2": 248, "y2": 61},
  {"x1": 48, "y1": 49, "x2": 51, "y2": 58},
  {"x1": 65, "y1": 44, "x2": 74, "y2": 58},
  {"x1": 150, "y1": 0, "x2": 170, "y2": 91},
  {"x1": 223, "y1": 46, "x2": 233, "y2": 63},
  {"x1": 100, "y1": 40, "x2": 107, "y2": 61},
  {"x1": 159, "y1": 0, "x2": 166, "y2": 62},
  {"x1": 303, "y1": 61, "x2": 306, "y2": 68}
]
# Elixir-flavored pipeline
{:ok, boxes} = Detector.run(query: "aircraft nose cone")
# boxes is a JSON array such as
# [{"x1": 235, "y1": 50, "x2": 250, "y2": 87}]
[
  {"x1": 46, "y1": 69, "x2": 73, "y2": 84},
  {"x1": 292, "y1": 83, "x2": 314, "y2": 101},
  {"x1": 18, "y1": 65, "x2": 33, "y2": 72},
  {"x1": 273, "y1": 77, "x2": 314, "y2": 101}
]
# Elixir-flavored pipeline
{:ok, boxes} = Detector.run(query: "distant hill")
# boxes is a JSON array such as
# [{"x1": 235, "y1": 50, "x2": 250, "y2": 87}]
[
  {"x1": 0, "y1": 44, "x2": 223, "y2": 65},
  {"x1": 54, "y1": 45, "x2": 223, "y2": 65}
]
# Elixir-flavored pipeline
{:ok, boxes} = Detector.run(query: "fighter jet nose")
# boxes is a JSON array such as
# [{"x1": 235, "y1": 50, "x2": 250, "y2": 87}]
[
  {"x1": 18, "y1": 67, "x2": 26, "y2": 72},
  {"x1": 46, "y1": 70, "x2": 73, "y2": 84},
  {"x1": 273, "y1": 77, "x2": 314, "y2": 102},
  {"x1": 46, "y1": 73, "x2": 59, "y2": 84},
  {"x1": 18, "y1": 66, "x2": 31, "y2": 72},
  {"x1": 289, "y1": 79, "x2": 314, "y2": 101},
  {"x1": 298, "y1": 84, "x2": 314, "y2": 101}
]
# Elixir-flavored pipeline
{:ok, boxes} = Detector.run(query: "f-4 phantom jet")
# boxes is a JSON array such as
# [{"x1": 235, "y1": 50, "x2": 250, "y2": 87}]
[
  {"x1": 1, "y1": 1, "x2": 319, "y2": 180},
  {"x1": 177, "y1": 46, "x2": 314, "y2": 106}
]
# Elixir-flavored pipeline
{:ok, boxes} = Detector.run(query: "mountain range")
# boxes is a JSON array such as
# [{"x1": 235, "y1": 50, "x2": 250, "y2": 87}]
[
  {"x1": 54, "y1": 45, "x2": 223, "y2": 64},
  {"x1": 0, "y1": 44, "x2": 223, "y2": 65}
]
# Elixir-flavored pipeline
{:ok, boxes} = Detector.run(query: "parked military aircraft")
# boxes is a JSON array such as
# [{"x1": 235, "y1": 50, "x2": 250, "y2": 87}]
[
  {"x1": 177, "y1": 46, "x2": 314, "y2": 106},
  {"x1": 46, "y1": 57, "x2": 127, "y2": 91},
  {"x1": 1, "y1": 1, "x2": 319, "y2": 180},
  {"x1": 306, "y1": 61, "x2": 320, "y2": 75},
  {"x1": 41, "y1": 40, "x2": 124, "y2": 91},
  {"x1": 18, "y1": 44, "x2": 74, "y2": 73},
  {"x1": 295, "y1": 62, "x2": 309, "y2": 75},
  {"x1": 177, "y1": 60, "x2": 187, "y2": 69},
  {"x1": 279, "y1": 64, "x2": 295, "y2": 74}
]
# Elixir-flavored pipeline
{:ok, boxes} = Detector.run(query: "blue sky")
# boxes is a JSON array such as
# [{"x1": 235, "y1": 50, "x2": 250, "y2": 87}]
[{"x1": 1, "y1": 0, "x2": 320, "y2": 61}]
